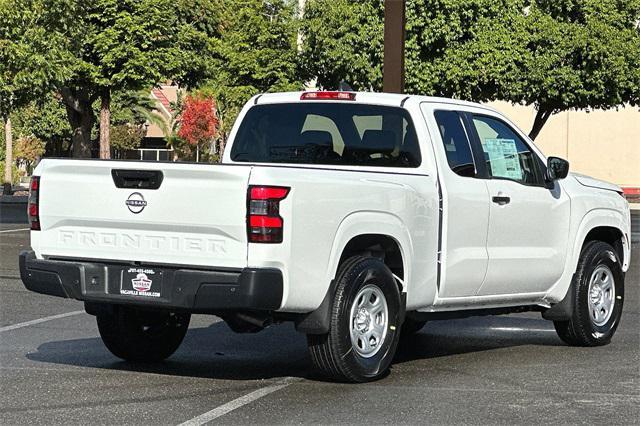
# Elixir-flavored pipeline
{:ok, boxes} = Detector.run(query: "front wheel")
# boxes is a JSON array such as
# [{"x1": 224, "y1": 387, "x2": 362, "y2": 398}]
[
  {"x1": 97, "y1": 306, "x2": 190, "y2": 362},
  {"x1": 554, "y1": 241, "x2": 624, "y2": 347},
  {"x1": 307, "y1": 256, "x2": 402, "y2": 382}
]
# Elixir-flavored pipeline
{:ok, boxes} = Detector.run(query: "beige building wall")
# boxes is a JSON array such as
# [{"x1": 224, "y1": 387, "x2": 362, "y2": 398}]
[
  {"x1": 487, "y1": 102, "x2": 640, "y2": 187},
  {"x1": 145, "y1": 84, "x2": 180, "y2": 139}
]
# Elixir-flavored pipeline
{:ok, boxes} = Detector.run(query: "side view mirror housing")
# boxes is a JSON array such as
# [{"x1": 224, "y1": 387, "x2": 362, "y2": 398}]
[{"x1": 546, "y1": 156, "x2": 570, "y2": 181}]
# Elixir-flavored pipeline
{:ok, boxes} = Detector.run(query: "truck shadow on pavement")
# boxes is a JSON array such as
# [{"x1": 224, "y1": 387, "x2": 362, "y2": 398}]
[{"x1": 26, "y1": 315, "x2": 562, "y2": 381}]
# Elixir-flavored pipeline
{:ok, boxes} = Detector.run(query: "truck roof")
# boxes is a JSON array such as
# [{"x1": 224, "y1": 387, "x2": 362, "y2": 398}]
[{"x1": 254, "y1": 91, "x2": 499, "y2": 112}]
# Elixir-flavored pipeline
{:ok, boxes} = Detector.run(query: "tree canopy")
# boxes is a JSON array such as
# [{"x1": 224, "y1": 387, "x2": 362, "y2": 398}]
[
  {"x1": 0, "y1": 0, "x2": 71, "y2": 118},
  {"x1": 3, "y1": 0, "x2": 638, "y2": 171},
  {"x1": 300, "y1": 0, "x2": 640, "y2": 139},
  {"x1": 44, "y1": 0, "x2": 185, "y2": 157},
  {"x1": 0, "y1": 0, "x2": 72, "y2": 190},
  {"x1": 192, "y1": 0, "x2": 302, "y2": 139}
]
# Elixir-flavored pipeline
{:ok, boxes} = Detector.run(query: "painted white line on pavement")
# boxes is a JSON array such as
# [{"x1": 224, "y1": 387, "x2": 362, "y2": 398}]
[
  {"x1": 0, "y1": 310, "x2": 84, "y2": 333},
  {"x1": 490, "y1": 327, "x2": 555, "y2": 332},
  {"x1": 0, "y1": 228, "x2": 29, "y2": 234},
  {"x1": 178, "y1": 382, "x2": 291, "y2": 426}
]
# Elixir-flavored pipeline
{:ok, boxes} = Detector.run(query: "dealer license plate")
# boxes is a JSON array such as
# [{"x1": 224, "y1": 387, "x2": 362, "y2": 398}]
[{"x1": 120, "y1": 267, "x2": 163, "y2": 298}]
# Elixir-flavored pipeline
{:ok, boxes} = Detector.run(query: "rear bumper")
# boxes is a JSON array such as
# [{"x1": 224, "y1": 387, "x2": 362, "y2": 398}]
[{"x1": 19, "y1": 251, "x2": 283, "y2": 312}]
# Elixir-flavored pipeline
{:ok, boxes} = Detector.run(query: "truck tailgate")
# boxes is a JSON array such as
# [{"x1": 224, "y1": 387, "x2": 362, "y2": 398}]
[{"x1": 33, "y1": 160, "x2": 251, "y2": 268}]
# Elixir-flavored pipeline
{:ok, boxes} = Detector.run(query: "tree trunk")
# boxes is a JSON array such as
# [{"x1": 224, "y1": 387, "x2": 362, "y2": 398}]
[
  {"x1": 99, "y1": 88, "x2": 111, "y2": 159},
  {"x1": 529, "y1": 107, "x2": 554, "y2": 140},
  {"x1": 60, "y1": 88, "x2": 95, "y2": 158},
  {"x1": 3, "y1": 116, "x2": 13, "y2": 195}
]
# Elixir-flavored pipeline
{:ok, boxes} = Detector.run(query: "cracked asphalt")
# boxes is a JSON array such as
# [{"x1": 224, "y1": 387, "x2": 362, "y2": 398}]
[{"x1": 1, "y1": 220, "x2": 638, "y2": 424}]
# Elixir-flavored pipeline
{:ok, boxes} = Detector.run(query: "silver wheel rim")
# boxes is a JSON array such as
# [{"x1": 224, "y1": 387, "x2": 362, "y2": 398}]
[
  {"x1": 588, "y1": 265, "x2": 615, "y2": 327},
  {"x1": 349, "y1": 284, "x2": 388, "y2": 358}
]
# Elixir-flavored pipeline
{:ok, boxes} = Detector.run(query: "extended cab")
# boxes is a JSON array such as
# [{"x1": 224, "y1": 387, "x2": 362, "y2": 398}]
[{"x1": 20, "y1": 91, "x2": 631, "y2": 382}]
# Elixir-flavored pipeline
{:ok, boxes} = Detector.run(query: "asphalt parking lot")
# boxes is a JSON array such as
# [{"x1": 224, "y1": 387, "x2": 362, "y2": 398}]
[{"x1": 1, "y1": 223, "x2": 638, "y2": 424}]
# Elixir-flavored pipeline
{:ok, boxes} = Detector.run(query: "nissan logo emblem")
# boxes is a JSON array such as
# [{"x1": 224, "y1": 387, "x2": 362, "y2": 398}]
[{"x1": 125, "y1": 192, "x2": 147, "y2": 214}]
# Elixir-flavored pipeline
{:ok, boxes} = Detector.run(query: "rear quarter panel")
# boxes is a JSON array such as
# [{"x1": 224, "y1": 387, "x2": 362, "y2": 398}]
[{"x1": 247, "y1": 166, "x2": 439, "y2": 312}]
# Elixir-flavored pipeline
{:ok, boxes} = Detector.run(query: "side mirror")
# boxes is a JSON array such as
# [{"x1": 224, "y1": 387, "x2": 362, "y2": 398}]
[{"x1": 546, "y1": 156, "x2": 570, "y2": 181}]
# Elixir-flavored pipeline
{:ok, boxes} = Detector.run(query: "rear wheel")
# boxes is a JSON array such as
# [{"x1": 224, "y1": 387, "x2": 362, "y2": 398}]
[
  {"x1": 554, "y1": 241, "x2": 624, "y2": 347},
  {"x1": 97, "y1": 306, "x2": 190, "y2": 362},
  {"x1": 307, "y1": 256, "x2": 402, "y2": 382}
]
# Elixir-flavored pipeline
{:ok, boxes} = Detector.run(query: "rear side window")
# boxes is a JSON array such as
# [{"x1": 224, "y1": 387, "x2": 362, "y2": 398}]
[
  {"x1": 434, "y1": 110, "x2": 476, "y2": 177},
  {"x1": 230, "y1": 103, "x2": 421, "y2": 167}
]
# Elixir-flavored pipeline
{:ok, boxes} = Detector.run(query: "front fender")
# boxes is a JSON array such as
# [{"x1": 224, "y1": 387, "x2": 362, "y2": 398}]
[{"x1": 545, "y1": 208, "x2": 630, "y2": 302}]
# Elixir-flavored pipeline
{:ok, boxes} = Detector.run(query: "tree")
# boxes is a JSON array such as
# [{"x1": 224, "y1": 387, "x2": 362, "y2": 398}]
[
  {"x1": 186, "y1": 0, "x2": 302, "y2": 142},
  {"x1": 300, "y1": 0, "x2": 640, "y2": 139},
  {"x1": 299, "y1": 0, "x2": 384, "y2": 91},
  {"x1": 440, "y1": 0, "x2": 640, "y2": 139},
  {"x1": 14, "y1": 94, "x2": 72, "y2": 157},
  {"x1": 109, "y1": 124, "x2": 145, "y2": 156},
  {"x1": 48, "y1": 0, "x2": 184, "y2": 158},
  {"x1": 109, "y1": 90, "x2": 168, "y2": 157},
  {"x1": 514, "y1": 1, "x2": 640, "y2": 139},
  {"x1": 0, "y1": 0, "x2": 70, "y2": 192},
  {"x1": 300, "y1": 0, "x2": 526, "y2": 92},
  {"x1": 176, "y1": 94, "x2": 219, "y2": 160},
  {"x1": 14, "y1": 135, "x2": 45, "y2": 173}
]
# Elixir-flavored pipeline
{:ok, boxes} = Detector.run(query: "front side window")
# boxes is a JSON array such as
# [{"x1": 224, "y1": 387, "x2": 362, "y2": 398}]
[
  {"x1": 230, "y1": 103, "x2": 421, "y2": 167},
  {"x1": 472, "y1": 115, "x2": 543, "y2": 185},
  {"x1": 434, "y1": 110, "x2": 476, "y2": 177}
]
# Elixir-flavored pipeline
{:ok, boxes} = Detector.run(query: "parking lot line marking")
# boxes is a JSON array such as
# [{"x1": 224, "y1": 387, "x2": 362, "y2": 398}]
[
  {"x1": 178, "y1": 382, "x2": 290, "y2": 426},
  {"x1": 0, "y1": 310, "x2": 84, "y2": 333},
  {"x1": 0, "y1": 228, "x2": 30, "y2": 234}
]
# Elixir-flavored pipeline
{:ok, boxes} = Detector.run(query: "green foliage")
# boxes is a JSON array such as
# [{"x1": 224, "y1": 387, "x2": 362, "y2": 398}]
[
  {"x1": 76, "y1": 0, "x2": 180, "y2": 92},
  {"x1": 12, "y1": 94, "x2": 72, "y2": 155},
  {"x1": 0, "y1": 162, "x2": 19, "y2": 185},
  {"x1": 404, "y1": 0, "x2": 526, "y2": 98},
  {"x1": 110, "y1": 124, "x2": 145, "y2": 151},
  {"x1": 109, "y1": 90, "x2": 168, "y2": 133},
  {"x1": 301, "y1": 0, "x2": 640, "y2": 137},
  {"x1": 186, "y1": 0, "x2": 303, "y2": 138},
  {"x1": 0, "y1": 0, "x2": 71, "y2": 117},
  {"x1": 515, "y1": 1, "x2": 640, "y2": 112},
  {"x1": 300, "y1": 0, "x2": 384, "y2": 91},
  {"x1": 13, "y1": 134, "x2": 45, "y2": 168},
  {"x1": 4, "y1": 0, "x2": 191, "y2": 156}
]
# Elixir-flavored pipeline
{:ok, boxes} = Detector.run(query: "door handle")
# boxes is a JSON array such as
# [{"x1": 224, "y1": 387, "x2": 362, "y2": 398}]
[{"x1": 492, "y1": 195, "x2": 511, "y2": 205}]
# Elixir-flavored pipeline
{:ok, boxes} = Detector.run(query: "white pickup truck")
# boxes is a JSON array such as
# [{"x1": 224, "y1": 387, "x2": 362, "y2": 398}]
[{"x1": 21, "y1": 91, "x2": 631, "y2": 382}]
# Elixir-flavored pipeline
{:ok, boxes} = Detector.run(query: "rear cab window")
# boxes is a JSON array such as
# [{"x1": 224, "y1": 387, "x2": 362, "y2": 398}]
[{"x1": 230, "y1": 103, "x2": 421, "y2": 167}]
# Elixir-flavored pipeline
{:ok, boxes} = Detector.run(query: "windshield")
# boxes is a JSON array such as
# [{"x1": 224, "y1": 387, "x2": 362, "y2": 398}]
[{"x1": 230, "y1": 103, "x2": 421, "y2": 167}]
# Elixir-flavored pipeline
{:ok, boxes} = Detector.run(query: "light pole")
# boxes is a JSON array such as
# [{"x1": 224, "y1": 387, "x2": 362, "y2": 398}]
[{"x1": 383, "y1": 0, "x2": 406, "y2": 93}]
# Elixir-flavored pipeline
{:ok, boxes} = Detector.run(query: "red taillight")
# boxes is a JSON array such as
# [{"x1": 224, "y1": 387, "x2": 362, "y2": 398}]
[
  {"x1": 247, "y1": 185, "x2": 289, "y2": 243},
  {"x1": 28, "y1": 176, "x2": 40, "y2": 231},
  {"x1": 300, "y1": 91, "x2": 356, "y2": 101},
  {"x1": 250, "y1": 186, "x2": 289, "y2": 200}
]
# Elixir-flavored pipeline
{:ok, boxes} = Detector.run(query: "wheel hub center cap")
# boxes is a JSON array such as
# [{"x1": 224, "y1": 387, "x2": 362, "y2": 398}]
[
  {"x1": 590, "y1": 285, "x2": 603, "y2": 305},
  {"x1": 354, "y1": 308, "x2": 371, "y2": 333}
]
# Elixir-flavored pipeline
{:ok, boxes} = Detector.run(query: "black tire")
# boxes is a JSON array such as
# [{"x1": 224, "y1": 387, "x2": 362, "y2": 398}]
[
  {"x1": 97, "y1": 306, "x2": 190, "y2": 362},
  {"x1": 307, "y1": 256, "x2": 402, "y2": 382},
  {"x1": 554, "y1": 241, "x2": 624, "y2": 347},
  {"x1": 400, "y1": 317, "x2": 427, "y2": 339}
]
